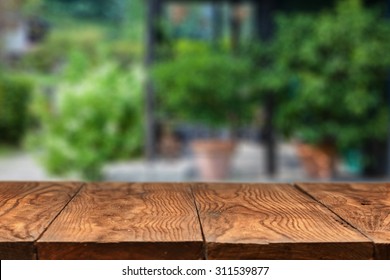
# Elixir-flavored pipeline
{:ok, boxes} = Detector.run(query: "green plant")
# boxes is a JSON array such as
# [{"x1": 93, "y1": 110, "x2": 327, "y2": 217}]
[
  {"x1": 107, "y1": 40, "x2": 143, "y2": 68},
  {"x1": 22, "y1": 26, "x2": 106, "y2": 72},
  {"x1": 21, "y1": 0, "x2": 44, "y2": 14},
  {"x1": 269, "y1": 0, "x2": 390, "y2": 151},
  {"x1": 153, "y1": 44, "x2": 253, "y2": 132},
  {"x1": 33, "y1": 51, "x2": 144, "y2": 180},
  {"x1": 0, "y1": 73, "x2": 34, "y2": 145}
]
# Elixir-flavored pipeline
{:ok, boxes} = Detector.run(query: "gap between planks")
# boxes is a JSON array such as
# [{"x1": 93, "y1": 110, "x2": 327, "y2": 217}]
[
  {"x1": 190, "y1": 183, "x2": 208, "y2": 260},
  {"x1": 34, "y1": 182, "x2": 85, "y2": 260},
  {"x1": 293, "y1": 182, "x2": 376, "y2": 259}
]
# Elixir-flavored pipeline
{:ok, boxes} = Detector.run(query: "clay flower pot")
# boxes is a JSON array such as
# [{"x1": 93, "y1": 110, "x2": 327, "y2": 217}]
[
  {"x1": 296, "y1": 142, "x2": 337, "y2": 179},
  {"x1": 191, "y1": 139, "x2": 235, "y2": 181}
]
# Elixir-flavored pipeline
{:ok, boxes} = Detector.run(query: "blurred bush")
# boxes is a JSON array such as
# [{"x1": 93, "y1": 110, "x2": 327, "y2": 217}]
[
  {"x1": 21, "y1": 24, "x2": 144, "y2": 72},
  {"x1": 22, "y1": 26, "x2": 106, "y2": 72},
  {"x1": 153, "y1": 42, "x2": 253, "y2": 132},
  {"x1": 0, "y1": 73, "x2": 34, "y2": 145},
  {"x1": 31, "y1": 51, "x2": 144, "y2": 180},
  {"x1": 265, "y1": 0, "x2": 390, "y2": 151},
  {"x1": 108, "y1": 40, "x2": 143, "y2": 68}
]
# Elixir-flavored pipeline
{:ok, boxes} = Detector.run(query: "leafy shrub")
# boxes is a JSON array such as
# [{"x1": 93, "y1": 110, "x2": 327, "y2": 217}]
[
  {"x1": 22, "y1": 26, "x2": 106, "y2": 72},
  {"x1": 0, "y1": 74, "x2": 34, "y2": 145},
  {"x1": 268, "y1": 0, "x2": 390, "y2": 150},
  {"x1": 107, "y1": 40, "x2": 143, "y2": 67},
  {"x1": 153, "y1": 45, "x2": 253, "y2": 130},
  {"x1": 33, "y1": 51, "x2": 144, "y2": 179}
]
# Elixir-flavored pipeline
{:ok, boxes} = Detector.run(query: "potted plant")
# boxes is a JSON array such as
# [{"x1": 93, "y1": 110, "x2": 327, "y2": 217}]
[
  {"x1": 267, "y1": 0, "x2": 390, "y2": 178},
  {"x1": 153, "y1": 44, "x2": 252, "y2": 180}
]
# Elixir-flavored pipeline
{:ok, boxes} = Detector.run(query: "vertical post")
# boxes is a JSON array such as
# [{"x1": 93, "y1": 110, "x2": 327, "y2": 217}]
[
  {"x1": 255, "y1": 0, "x2": 277, "y2": 176},
  {"x1": 212, "y1": 3, "x2": 223, "y2": 47},
  {"x1": 145, "y1": 0, "x2": 163, "y2": 161},
  {"x1": 228, "y1": 0, "x2": 243, "y2": 140},
  {"x1": 230, "y1": 0, "x2": 242, "y2": 53}
]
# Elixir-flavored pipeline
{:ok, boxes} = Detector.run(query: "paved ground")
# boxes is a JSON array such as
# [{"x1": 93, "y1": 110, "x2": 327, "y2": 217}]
[
  {"x1": 0, "y1": 152, "x2": 62, "y2": 181},
  {"x1": 0, "y1": 141, "x2": 351, "y2": 182}
]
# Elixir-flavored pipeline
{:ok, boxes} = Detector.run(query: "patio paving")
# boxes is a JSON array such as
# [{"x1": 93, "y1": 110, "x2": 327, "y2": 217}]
[{"x1": 0, "y1": 141, "x2": 347, "y2": 182}]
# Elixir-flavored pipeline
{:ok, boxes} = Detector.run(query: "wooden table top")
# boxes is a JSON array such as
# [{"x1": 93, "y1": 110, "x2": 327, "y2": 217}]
[{"x1": 0, "y1": 182, "x2": 389, "y2": 260}]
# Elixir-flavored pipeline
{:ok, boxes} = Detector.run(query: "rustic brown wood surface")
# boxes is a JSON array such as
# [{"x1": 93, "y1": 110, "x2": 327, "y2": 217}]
[
  {"x1": 0, "y1": 182, "x2": 81, "y2": 259},
  {"x1": 193, "y1": 183, "x2": 373, "y2": 259},
  {"x1": 2, "y1": 182, "x2": 390, "y2": 260},
  {"x1": 37, "y1": 183, "x2": 203, "y2": 260},
  {"x1": 297, "y1": 182, "x2": 390, "y2": 259}
]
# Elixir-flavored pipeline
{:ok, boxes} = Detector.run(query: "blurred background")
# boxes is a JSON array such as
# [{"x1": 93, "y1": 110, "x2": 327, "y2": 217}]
[{"x1": 1, "y1": 0, "x2": 390, "y2": 182}]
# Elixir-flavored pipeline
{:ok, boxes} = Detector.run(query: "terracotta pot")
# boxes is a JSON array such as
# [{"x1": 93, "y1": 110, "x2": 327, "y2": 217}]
[
  {"x1": 191, "y1": 139, "x2": 235, "y2": 181},
  {"x1": 296, "y1": 142, "x2": 336, "y2": 179}
]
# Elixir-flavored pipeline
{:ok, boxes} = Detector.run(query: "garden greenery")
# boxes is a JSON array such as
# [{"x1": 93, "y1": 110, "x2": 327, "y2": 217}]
[
  {"x1": 33, "y1": 51, "x2": 144, "y2": 179},
  {"x1": 262, "y1": 0, "x2": 390, "y2": 151},
  {"x1": 0, "y1": 73, "x2": 34, "y2": 145},
  {"x1": 153, "y1": 42, "x2": 253, "y2": 131}
]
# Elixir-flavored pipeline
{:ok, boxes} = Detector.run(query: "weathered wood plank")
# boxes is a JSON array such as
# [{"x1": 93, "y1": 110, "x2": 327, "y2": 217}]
[
  {"x1": 297, "y1": 182, "x2": 390, "y2": 259},
  {"x1": 193, "y1": 183, "x2": 373, "y2": 259},
  {"x1": 0, "y1": 182, "x2": 81, "y2": 259},
  {"x1": 37, "y1": 183, "x2": 203, "y2": 260}
]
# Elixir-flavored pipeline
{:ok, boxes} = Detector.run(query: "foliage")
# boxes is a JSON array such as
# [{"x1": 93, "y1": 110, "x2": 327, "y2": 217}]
[
  {"x1": 121, "y1": 0, "x2": 145, "y2": 41},
  {"x1": 0, "y1": 73, "x2": 34, "y2": 145},
  {"x1": 153, "y1": 42, "x2": 253, "y2": 130},
  {"x1": 21, "y1": 26, "x2": 106, "y2": 72},
  {"x1": 266, "y1": 0, "x2": 390, "y2": 150},
  {"x1": 107, "y1": 40, "x2": 143, "y2": 68},
  {"x1": 245, "y1": 42, "x2": 289, "y2": 98},
  {"x1": 42, "y1": 0, "x2": 127, "y2": 22},
  {"x1": 21, "y1": 0, "x2": 44, "y2": 14},
  {"x1": 32, "y1": 51, "x2": 144, "y2": 180},
  {"x1": 21, "y1": 21, "x2": 145, "y2": 72}
]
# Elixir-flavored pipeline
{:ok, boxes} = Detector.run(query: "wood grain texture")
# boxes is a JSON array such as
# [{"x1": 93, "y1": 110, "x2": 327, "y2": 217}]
[
  {"x1": 0, "y1": 182, "x2": 81, "y2": 259},
  {"x1": 193, "y1": 183, "x2": 373, "y2": 259},
  {"x1": 297, "y1": 182, "x2": 390, "y2": 259},
  {"x1": 37, "y1": 183, "x2": 203, "y2": 260}
]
